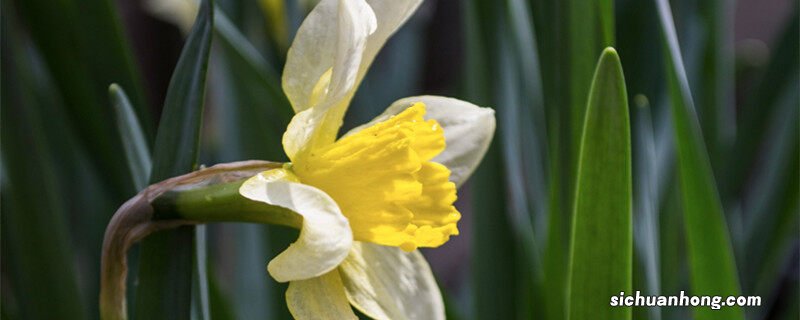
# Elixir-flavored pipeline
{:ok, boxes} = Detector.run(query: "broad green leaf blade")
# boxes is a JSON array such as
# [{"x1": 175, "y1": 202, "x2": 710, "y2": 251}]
[
  {"x1": 134, "y1": 0, "x2": 214, "y2": 318},
  {"x1": 654, "y1": 0, "x2": 743, "y2": 319},
  {"x1": 109, "y1": 84, "x2": 152, "y2": 191},
  {"x1": 567, "y1": 48, "x2": 631, "y2": 320}
]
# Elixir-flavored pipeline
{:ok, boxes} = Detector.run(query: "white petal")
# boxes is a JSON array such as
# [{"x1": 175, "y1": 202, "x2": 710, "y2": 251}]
[
  {"x1": 239, "y1": 169, "x2": 353, "y2": 282},
  {"x1": 281, "y1": 0, "x2": 423, "y2": 159},
  {"x1": 339, "y1": 242, "x2": 445, "y2": 320},
  {"x1": 286, "y1": 271, "x2": 358, "y2": 320},
  {"x1": 281, "y1": 108, "x2": 318, "y2": 161},
  {"x1": 345, "y1": 96, "x2": 496, "y2": 187},
  {"x1": 282, "y1": 0, "x2": 376, "y2": 113},
  {"x1": 144, "y1": 0, "x2": 199, "y2": 33}
]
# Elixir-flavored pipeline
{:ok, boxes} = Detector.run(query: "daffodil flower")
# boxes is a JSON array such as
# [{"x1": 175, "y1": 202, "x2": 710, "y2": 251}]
[{"x1": 236, "y1": 0, "x2": 495, "y2": 318}]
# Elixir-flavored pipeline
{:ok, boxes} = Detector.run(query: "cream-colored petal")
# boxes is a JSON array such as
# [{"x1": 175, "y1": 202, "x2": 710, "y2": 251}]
[
  {"x1": 345, "y1": 96, "x2": 496, "y2": 187},
  {"x1": 286, "y1": 271, "x2": 358, "y2": 320},
  {"x1": 144, "y1": 0, "x2": 199, "y2": 33},
  {"x1": 239, "y1": 168, "x2": 352, "y2": 282},
  {"x1": 339, "y1": 242, "x2": 444, "y2": 320},
  {"x1": 282, "y1": 0, "x2": 376, "y2": 113},
  {"x1": 281, "y1": 108, "x2": 317, "y2": 161},
  {"x1": 281, "y1": 0, "x2": 424, "y2": 160}
]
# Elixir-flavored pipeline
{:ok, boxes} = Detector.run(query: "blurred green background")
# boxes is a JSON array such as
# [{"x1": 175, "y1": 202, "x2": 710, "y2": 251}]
[{"x1": 1, "y1": 0, "x2": 797, "y2": 319}]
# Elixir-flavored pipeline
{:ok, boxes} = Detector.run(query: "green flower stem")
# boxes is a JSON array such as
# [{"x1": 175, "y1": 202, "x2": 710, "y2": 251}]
[
  {"x1": 100, "y1": 160, "x2": 298, "y2": 320},
  {"x1": 152, "y1": 179, "x2": 303, "y2": 229}
]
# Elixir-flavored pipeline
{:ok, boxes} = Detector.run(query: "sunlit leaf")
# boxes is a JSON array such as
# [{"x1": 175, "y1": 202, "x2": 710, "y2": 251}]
[{"x1": 567, "y1": 48, "x2": 631, "y2": 320}]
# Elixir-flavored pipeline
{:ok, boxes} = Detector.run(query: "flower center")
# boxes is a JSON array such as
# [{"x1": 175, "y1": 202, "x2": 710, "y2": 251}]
[{"x1": 291, "y1": 103, "x2": 460, "y2": 251}]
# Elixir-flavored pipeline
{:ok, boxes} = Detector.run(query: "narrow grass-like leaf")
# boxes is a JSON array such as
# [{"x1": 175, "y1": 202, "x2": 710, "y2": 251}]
[
  {"x1": 632, "y1": 98, "x2": 661, "y2": 320},
  {"x1": 109, "y1": 84, "x2": 152, "y2": 191},
  {"x1": 192, "y1": 226, "x2": 211, "y2": 320},
  {"x1": 654, "y1": 0, "x2": 743, "y2": 319},
  {"x1": 134, "y1": 0, "x2": 214, "y2": 318},
  {"x1": 567, "y1": 48, "x2": 631, "y2": 320},
  {"x1": 505, "y1": 0, "x2": 548, "y2": 234}
]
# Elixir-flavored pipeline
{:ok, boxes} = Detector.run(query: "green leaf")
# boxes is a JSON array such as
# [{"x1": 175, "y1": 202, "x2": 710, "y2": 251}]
[
  {"x1": 741, "y1": 82, "x2": 799, "y2": 317},
  {"x1": 568, "y1": 0, "x2": 615, "y2": 165},
  {"x1": 631, "y1": 97, "x2": 661, "y2": 320},
  {"x1": 463, "y1": 1, "x2": 531, "y2": 319},
  {"x1": 567, "y1": 48, "x2": 631, "y2": 320},
  {"x1": 109, "y1": 84, "x2": 152, "y2": 191},
  {"x1": 496, "y1": 18, "x2": 543, "y2": 318},
  {"x1": 212, "y1": 10, "x2": 295, "y2": 319},
  {"x1": 726, "y1": 13, "x2": 798, "y2": 197},
  {"x1": 654, "y1": 0, "x2": 744, "y2": 319},
  {"x1": 471, "y1": 143, "x2": 520, "y2": 320},
  {"x1": 695, "y1": 0, "x2": 736, "y2": 168},
  {"x1": 192, "y1": 226, "x2": 211, "y2": 320},
  {"x1": 15, "y1": 0, "x2": 150, "y2": 196},
  {"x1": 214, "y1": 9, "x2": 292, "y2": 161},
  {"x1": 1, "y1": 10, "x2": 86, "y2": 318},
  {"x1": 134, "y1": 0, "x2": 214, "y2": 318}
]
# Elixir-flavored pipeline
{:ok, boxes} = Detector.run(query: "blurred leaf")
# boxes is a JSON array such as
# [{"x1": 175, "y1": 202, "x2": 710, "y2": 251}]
[
  {"x1": 470, "y1": 143, "x2": 520, "y2": 320},
  {"x1": 212, "y1": 8, "x2": 295, "y2": 319},
  {"x1": 134, "y1": 0, "x2": 214, "y2": 318},
  {"x1": 631, "y1": 98, "x2": 661, "y2": 320},
  {"x1": 463, "y1": 1, "x2": 530, "y2": 318},
  {"x1": 726, "y1": 13, "x2": 798, "y2": 197},
  {"x1": 505, "y1": 0, "x2": 548, "y2": 236},
  {"x1": 109, "y1": 84, "x2": 152, "y2": 191},
  {"x1": 567, "y1": 48, "x2": 631, "y2": 320},
  {"x1": 214, "y1": 8, "x2": 293, "y2": 160},
  {"x1": 654, "y1": 0, "x2": 744, "y2": 319},
  {"x1": 741, "y1": 81, "x2": 799, "y2": 317},
  {"x1": 695, "y1": 0, "x2": 736, "y2": 168},
  {"x1": 1, "y1": 9, "x2": 86, "y2": 318},
  {"x1": 14, "y1": 0, "x2": 151, "y2": 196},
  {"x1": 207, "y1": 268, "x2": 237, "y2": 320},
  {"x1": 567, "y1": 0, "x2": 614, "y2": 162},
  {"x1": 192, "y1": 226, "x2": 211, "y2": 320},
  {"x1": 496, "y1": 18, "x2": 542, "y2": 318}
]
